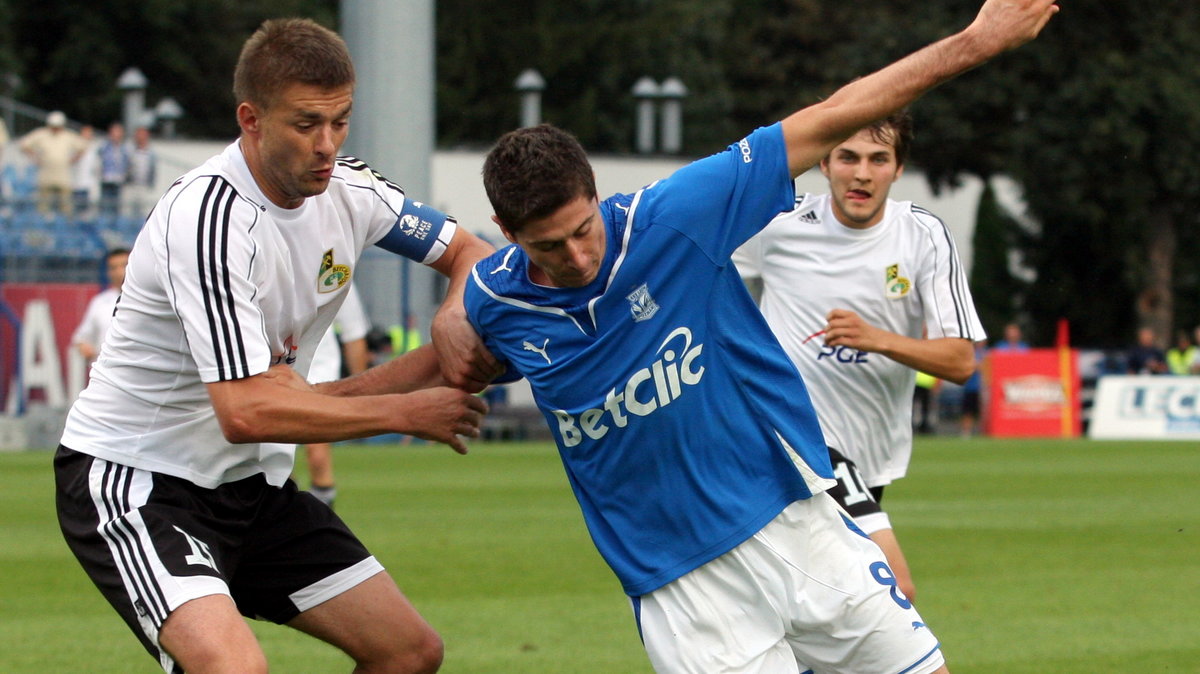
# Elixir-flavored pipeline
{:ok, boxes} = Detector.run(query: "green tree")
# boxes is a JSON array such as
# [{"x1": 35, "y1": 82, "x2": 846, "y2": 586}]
[
  {"x1": 6, "y1": 0, "x2": 336, "y2": 137},
  {"x1": 887, "y1": 1, "x2": 1200, "y2": 348}
]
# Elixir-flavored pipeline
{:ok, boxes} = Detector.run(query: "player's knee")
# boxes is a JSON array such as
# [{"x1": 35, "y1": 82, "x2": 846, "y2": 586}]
[{"x1": 358, "y1": 626, "x2": 444, "y2": 674}]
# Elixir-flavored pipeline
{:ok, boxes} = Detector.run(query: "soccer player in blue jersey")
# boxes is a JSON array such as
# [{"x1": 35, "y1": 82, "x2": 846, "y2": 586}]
[{"x1": 464, "y1": 1, "x2": 1058, "y2": 672}]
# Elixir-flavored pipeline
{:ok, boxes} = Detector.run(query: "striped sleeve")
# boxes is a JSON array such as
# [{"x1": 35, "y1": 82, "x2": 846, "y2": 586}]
[
  {"x1": 164, "y1": 175, "x2": 271, "y2": 383},
  {"x1": 911, "y1": 205, "x2": 985, "y2": 342}
]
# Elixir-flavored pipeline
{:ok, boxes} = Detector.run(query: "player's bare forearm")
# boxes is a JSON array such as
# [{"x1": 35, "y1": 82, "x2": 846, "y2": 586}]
[
  {"x1": 315, "y1": 344, "x2": 445, "y2": 397},
  {"x1": 824, "y1": 310, "x2": 976, "y2": 383},
  {"x1": 782, "y1": 0, "x2": 1059, "y2": 176},
  {"x1": 208, "y1": 369, "x2": 487, "y2": 452}
]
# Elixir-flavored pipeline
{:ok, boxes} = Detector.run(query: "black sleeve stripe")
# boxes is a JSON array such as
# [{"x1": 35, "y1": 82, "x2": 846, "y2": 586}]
[
  {"x1": 218, "y1": 190, "x2": 251, "y2": 378},
  {"x1": 913, "y1": 205, "x2": 974, "y2": 340},
  {"x1": 335, "y1": 154, "x2": 407, "y2": 198},
  {"x1": 196, "y1": 177, "x2": 250, "y2": 381}
]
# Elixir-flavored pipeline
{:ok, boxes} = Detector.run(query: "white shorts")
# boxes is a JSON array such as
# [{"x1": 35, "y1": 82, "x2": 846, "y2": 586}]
[{"x1": 633, "y1": 493, "x2": 944, "y2": 674}]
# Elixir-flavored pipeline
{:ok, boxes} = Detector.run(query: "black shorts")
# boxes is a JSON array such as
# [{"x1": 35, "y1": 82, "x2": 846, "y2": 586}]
[
  {"x1": 825, "y1": 446, "x2": 886, "y2": 520},
  {"x1": 54, "y1": 445, "x2": 382, "y2": 669}
]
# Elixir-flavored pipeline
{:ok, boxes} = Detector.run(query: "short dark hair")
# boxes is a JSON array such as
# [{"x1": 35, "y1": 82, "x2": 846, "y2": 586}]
[
  {"x1": 233, "y1": 18, "x2": 355, "y2": 111},
  {"x1": 482, "y1": 124, "x2": 597, "y2": 232},
  {"x1": 106, "y1": 247, "x2": 130, "y2": 260},
  {"x1": 863, "y1": 110, "x2": 914, "y2": 167}
]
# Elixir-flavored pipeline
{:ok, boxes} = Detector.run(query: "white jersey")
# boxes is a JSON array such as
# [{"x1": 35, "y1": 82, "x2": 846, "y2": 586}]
[
  {"x1": 71, "y1": 287, "x2": 121, "y2": 352},
  {"x1": 308, "y1": 283, "x2": 369, "y2": 384},
  {"x1": 735, "y1": 193, "x2": 984, "y2": 486},
  {"x1": 61, "y1": 141, "x2": 455, "y2": 488}
]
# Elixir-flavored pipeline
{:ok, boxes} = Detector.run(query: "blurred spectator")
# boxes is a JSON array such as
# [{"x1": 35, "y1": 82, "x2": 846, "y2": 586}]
[
  {"x1": 1189, "y1": 326, "x2": 1200, "y2": 375},
  {"x1": 126, "y1": 126, "x2": 157, "y2": 216},
  {"x1": 19, "y1": 110, "x2": 87, "y2": 214},
  {"x1": 960, "y1": 341, "x2": 988, "y2": 437},
  {"x1": 1166, "y1": 330, "x2": 1195, "y2": 375},
  {"x1": 993, "y1": 322, "x2": 1030, "y2": 352},
  {"x1": 71, "y1": 248, "x2": 131, "y2": 363},
  {"x1": 912, "y1": 370, "x2": 938, "y2": 435},
  {"x1": 71, "y1": 124, "x2": 100, "y2": 214},
  {"x1": 0, "y1": 116, "x2": 9, "y2": 164},
  {"x1": 0, "y1": 117, "x2": 9, "y2": 202},
  {"x1": 389, "y1": 313, "x2": 424, "y2": 355},
  {"x1": 97, "y1": 122, "x2": 130, "y2": 215},
  {"x1": 1127, "y1": 326, "x2": 1168, "y2": 375}
]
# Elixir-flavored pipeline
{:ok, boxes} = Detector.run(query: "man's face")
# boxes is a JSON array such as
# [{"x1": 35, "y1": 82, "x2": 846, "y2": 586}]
[
  {"x1": 107, "y1": 252, "x2": 129, "y2": 289},
  {"x1": 239, "y1": 82, "x2": 353, "y2": 209},
  {"x1": 819, "y1": 128, "x2": 904, "y2": 229},
  {"x1": 500, "y1": 195, "x2": 605, "y2": 288}
]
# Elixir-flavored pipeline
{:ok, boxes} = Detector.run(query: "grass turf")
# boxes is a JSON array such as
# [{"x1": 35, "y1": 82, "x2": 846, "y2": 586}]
[{"x1": 1, "y1": 437, "x2": 1195, "y2": 672}]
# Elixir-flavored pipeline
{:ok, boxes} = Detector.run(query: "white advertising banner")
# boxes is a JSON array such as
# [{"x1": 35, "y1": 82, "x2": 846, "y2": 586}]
[{"x1": 1089, "y1": 375, "x2": 1200, "y2": 439}]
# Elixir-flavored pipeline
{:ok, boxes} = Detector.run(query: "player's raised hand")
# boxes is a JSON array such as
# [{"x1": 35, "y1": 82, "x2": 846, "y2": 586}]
[
  {"x1": 395, "y1": 387, "x2": 489, "y2": 454},
  {"x1": 967, "y1": 0, "x2": 1060, "y2": 55}
]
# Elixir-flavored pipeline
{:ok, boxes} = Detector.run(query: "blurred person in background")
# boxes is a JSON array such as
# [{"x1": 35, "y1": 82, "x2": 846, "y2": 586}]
[
  {"x1": 19, "y1": 110, "x2": 87, "y2": 214},
  {"x1": 71, "y1": 124, "x2": 100, "y2": 215},
  {"x1": 1165, "y1": 329, "x2": 1195, "y2": 375},
  {"x1": 126, "y1": 126, "x2": 157, "y2": 216},
  {"x1": 1127, "y1": 326, "x2": 1168, "y2": 375},
  {"x1": 993, "y1": 321, "x2": 1030, "y2": 351},
  {"x1": 97, "y1": 121, "x2": 130, "y2": 215},
  {"x1": 71, "y1": 248, "x2": 131, "y2": 363}
]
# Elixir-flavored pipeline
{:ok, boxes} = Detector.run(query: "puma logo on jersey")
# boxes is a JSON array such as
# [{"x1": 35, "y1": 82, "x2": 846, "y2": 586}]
[
  {"x1": 523, "y1": 338, "x2": 552, "y2": 364},
  {"x1": 492, "y1": 247, "x2": 518, "y2": 275}
]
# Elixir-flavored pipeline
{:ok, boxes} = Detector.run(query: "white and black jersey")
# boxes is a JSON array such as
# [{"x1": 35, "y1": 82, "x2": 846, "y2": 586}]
[
  {"x1": 735, "y1": 193, "x2": 984, "y2": 487},
  {"x1": 308, "y1": 283, "x2": 370, "y2": 384},
  {"x1": 61, "y1": 141, "x2": 455, "y2": 488}
]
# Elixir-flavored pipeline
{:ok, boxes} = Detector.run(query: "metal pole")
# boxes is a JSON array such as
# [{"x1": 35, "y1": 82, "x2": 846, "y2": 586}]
[{"x1": 631, "y1": 77, "x2": 660, "y2": 154}]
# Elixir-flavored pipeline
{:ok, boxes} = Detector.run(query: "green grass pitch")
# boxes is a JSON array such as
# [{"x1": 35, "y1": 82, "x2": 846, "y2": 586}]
[{"x1": 1, "y1": 437, "x2": 1196, "y2": 672}]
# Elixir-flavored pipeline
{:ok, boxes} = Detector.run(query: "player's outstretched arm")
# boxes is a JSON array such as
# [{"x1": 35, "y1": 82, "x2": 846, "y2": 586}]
[
  {"x1": 316, "y1": 344, "x2": 443, "y2": 396},
  {"x1": 782, "y1": 0, "x2": 1059, "y2": 176},
  {"x1": 208, "y1": 366, "x2": 488, "y2": 453},
  {"x1": 823, "y1": 309, "x2": 977, "y2": 384}
]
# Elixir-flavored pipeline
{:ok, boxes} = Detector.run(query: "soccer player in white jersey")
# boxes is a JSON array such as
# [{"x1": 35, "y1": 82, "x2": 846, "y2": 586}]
[
  {"x1": 734, "y1": 112, "x2": 985, "y2": 604},
  {"x1": 464, "y1": 2, "x2": 1057, "y2": 671},
  {"x1": 54, "y1": 18, "x2": 499, "y2": 674}
]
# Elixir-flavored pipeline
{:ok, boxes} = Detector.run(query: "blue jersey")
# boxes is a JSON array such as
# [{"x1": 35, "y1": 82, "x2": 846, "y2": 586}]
[{"x1": 465, "y1": 124, "x2": 834, "y2": 596}]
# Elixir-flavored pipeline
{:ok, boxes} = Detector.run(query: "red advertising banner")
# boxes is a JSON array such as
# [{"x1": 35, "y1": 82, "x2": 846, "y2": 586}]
[
  {"x1": 985, "y1": 348, "x2": 1081, "y2": 437},
  {"x1": 1, "y1": 283, "x2": 99, "y2": 409}
]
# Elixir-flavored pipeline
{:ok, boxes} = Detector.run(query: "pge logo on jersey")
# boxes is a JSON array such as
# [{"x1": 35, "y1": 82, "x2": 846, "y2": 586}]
[{"x1": 552, "y1": 326, "x2": 705, "y2": 447}]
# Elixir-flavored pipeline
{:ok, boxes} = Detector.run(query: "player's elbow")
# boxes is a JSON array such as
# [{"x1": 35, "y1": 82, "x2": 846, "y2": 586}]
[
  {"x1": 944, "y1": 361, "x2": 977, "y2": 386},
  {"x1": 214, "y1": 404, "x2": 273, "y2": 444},
  {"x1": 217, "y1": 413, "x2": 259, "y2": 444}
]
